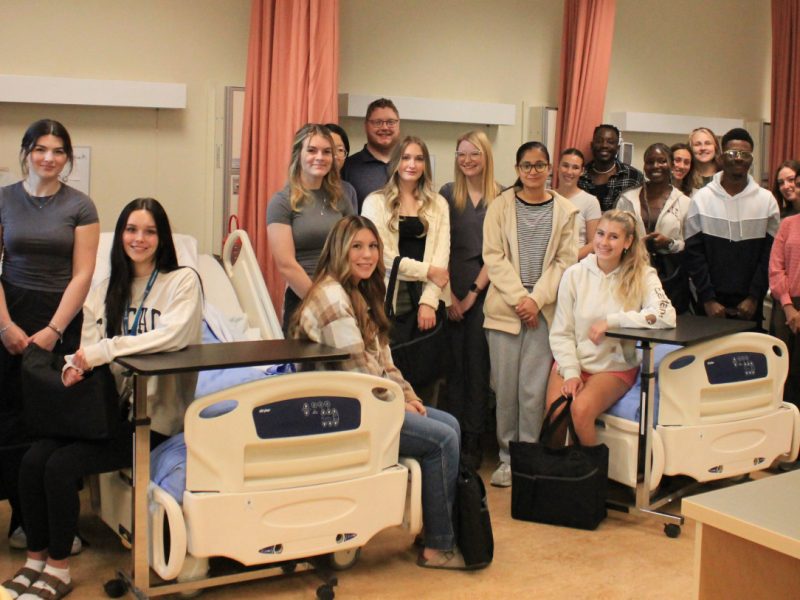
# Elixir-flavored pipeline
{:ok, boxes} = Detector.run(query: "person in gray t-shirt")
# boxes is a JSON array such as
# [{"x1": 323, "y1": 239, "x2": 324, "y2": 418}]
[
  {"x1": 0, "y1": 119, "x2": 100, "y2": 546},
  {"x1": 267, "y1": 124, "x2": 354, "y2": 333}
]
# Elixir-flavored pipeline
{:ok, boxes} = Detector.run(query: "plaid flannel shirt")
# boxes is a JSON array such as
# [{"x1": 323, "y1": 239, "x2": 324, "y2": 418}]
[
  {"x1": 295, "y1": 277, "x2": 419, "y2": 402},
  {"x1": 578, "y1": 159, "x2": 644, "y2": 212}
]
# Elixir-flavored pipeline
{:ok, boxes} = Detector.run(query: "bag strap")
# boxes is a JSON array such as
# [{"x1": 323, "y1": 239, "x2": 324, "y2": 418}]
[
  {"x1": 384, "y1": 255, "x2": 403, "y2": 319},
  {"x1": 539, "y1": 395, "x2": 583, "y2": 447}
]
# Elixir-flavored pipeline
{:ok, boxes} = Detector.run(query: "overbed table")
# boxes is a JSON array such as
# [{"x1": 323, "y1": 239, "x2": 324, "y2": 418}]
[
  {"x1": 605, "y1": 314, "x2": 754, "y2": 536},
  {"x1": 114, "y1": 339, "x2": 348, "y2": 598},
  {"x1": 682, "y1": 471, "x2": 800, "y2": 599}
]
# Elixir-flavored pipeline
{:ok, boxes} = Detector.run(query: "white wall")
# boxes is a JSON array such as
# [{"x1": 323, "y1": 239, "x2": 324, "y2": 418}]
[{"x1": 0, "y1": 0, "x2": 250, "y2": 251}]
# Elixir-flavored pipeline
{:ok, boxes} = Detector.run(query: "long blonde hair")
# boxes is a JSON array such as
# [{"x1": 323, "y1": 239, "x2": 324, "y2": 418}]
[
  {"x1": 601, "y1": 209, "x2": 651, "y2": 310},
  {"x1": 688, "y1": 127, "x2": 721, "y2": 190},
  {"x1": 380, "y1": 136, "x2": 438, "y2": 234},
  {"x1": 287, "y1": 123, "x2": 344, "y2": 212},
  {"x1": 451, "y1": 130, "x2": 501, "y2": 212},
  {"x1": 290, "y1": 216, "x2": 391, "y2": 347}
]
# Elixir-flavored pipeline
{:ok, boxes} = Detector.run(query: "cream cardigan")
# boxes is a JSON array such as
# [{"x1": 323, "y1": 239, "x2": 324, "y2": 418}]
[{"x1": 362, "y1": 191, "x2": 451, "y2": 310}]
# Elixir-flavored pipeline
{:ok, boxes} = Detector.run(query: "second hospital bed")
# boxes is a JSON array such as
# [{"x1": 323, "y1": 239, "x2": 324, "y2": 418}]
[
  {"x1": 94, "y1": 230, "x2": 423, "y2": 592},
  {"x1": 597, "y1": 333, "x2": 800, "y2": 492}
]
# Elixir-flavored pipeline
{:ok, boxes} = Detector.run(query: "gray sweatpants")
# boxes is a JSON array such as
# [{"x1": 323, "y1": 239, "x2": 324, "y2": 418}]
[{"x1": 486, "y1": 323, "x2": 552, "y2": 464}]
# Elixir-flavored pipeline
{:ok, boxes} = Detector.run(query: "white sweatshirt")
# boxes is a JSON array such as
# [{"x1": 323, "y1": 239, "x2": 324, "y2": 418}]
[
  {"x1": 72, "y1": 267, "x2": 203, "y2": 435},
  {"x1": 549, "y1": 254, "x2": 676, "y2": 381}
]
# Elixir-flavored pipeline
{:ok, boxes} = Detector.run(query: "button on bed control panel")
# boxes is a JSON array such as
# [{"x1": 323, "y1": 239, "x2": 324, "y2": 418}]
[
  {"x1": 252, "y1": 396, "x2": 361, "y2": 438},
  {"x1": 704, "y1": 352, "x2": 767, "y2": 384}
]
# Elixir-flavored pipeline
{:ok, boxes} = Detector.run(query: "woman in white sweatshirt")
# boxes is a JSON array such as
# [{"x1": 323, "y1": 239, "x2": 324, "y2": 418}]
[
  {"x1": 4, "y1": 198, "x2": 202, "y2": 600},
  {"x1": 547, "y1": 209, "x2": 675, "y2": 445}
]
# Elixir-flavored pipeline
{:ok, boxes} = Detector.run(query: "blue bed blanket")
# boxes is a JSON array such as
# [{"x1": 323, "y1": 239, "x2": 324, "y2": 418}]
[
  {"x1": 151, "y1": 320, "x2": 294, "y2": 503},
  {"x1": 603, "y1": 344, "x2": 681, "y2": 426}
]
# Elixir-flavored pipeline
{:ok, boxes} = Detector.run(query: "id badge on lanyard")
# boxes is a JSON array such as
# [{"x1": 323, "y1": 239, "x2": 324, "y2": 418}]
[{"x1": 125, "y1": 269, "x2": 158, "y2": 336}]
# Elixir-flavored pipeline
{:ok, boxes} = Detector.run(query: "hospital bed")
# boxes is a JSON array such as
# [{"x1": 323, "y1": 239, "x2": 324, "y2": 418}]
[
  {"x1": 92, "y1": 230, "x2": 423, "y2": 598},
  {"x1": 596, "y1": 319, "x2": 800, "y2": 536}
]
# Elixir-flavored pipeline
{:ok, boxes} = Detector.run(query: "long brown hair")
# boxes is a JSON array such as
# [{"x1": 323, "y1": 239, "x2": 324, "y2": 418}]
[
  {"x1": 670, "y1": 142, "x2": 694, "y2": 196},
  {"x1": 601, "y1": 209, "x2": 651, "y2": 310},
  {"x1": 451, "y1": 130, "x2": 501, "y2": 212},
  {"x1": 287, "y1": 123, "x2": 344, "y2": 212},
  {"x1": 290, "y1": 216, "x2": 392, "y2": 347},
  {"x1": 380, "y1": 136, "x2": 438, "y2": 234}
]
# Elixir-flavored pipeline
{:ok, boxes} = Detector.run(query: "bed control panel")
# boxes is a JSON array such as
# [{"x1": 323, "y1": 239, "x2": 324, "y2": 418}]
[
  {"x1": 704, "y1": 352, "x2": 767, "y2": 384},
  {"x1": 252, "y1": 396, "x2": 361, "y2": 438}
]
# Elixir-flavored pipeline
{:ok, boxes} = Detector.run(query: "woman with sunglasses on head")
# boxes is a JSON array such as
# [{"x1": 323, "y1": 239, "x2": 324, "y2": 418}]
[
  {"x1": 3, "y1": 198, "x2": 202, "y2": 600},
  {"x1": 546, "y1": 210, "x2": 675, "y2": 445},
  {"x1": 555, "y1": 148, "x2": 601, "y2": 260},
  {"x1": 438, "y1": 130, "x2": 502, "y2": 469},
  {"x1": 670, "y1": 143, "x2": 694, "y2": 197},
  {"x1": 268, "y1": 124, "x2": 355, "y2": 334},
  {"x1": 616, "y1": 143, "x2": 692, "y2": 313},
  {"x1": 0, "y1": 120, "x2": 99, "y2": 553},
  {"x1": 362, "y1": 136, "x2": 450, "y2": 333},
  {"x1": 688, "y1": 127, "x2": 721, "y2": 191},
  {"x1": 482, "y1": 141, "x2": 578, "y2": 487},
  {"x1": 291, "y1": 216, "x2": 466, "y2": 570}
]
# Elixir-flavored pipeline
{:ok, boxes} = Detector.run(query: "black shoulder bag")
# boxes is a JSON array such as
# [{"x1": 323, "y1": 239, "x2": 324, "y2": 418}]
[
  {"x1": 21, "y1": 343, "x2": 123, "y2": 441},
  {"x1": 384, "y1": 255, "x2": 446, "y2": 389},
  {"x1": 454, "y1": 463, "x2": 494, "y2": 569}
]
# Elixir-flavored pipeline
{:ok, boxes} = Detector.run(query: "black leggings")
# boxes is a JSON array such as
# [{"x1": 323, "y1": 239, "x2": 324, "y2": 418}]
[{"x1": 18, "y1": 424, "x2": 167, "y2": 560}]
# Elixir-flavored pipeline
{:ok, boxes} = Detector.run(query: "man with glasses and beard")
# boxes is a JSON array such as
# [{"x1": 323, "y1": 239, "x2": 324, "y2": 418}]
[
  {"x1": 578, "y1": 124, "x2": 644, "y2": 211},
  {"x1": 684, "y1": 128, "x2": 779, "y2": 327},
  {"x1": 342, "y1": 97, "x2": 401, "y2": 211}
]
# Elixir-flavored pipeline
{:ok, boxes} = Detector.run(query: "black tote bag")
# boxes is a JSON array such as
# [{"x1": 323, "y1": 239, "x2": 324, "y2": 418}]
[
  {"x1": 21, "y1": 343, "x2": 123, "y2": 441},
  {"x1": 384, "y1": 256, "x2": 446, "y2": 389},
  {"x1": 509, "y1": 395, "x2": 608, "y2": 530}
]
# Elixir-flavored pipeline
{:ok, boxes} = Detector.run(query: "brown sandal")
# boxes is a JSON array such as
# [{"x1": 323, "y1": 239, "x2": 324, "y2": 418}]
[
  {"x1": 2, "y1": 566, "x2": 41, "y2": 596},
  {"x1": 22, "y1": 572, "x2": 73, "y2": 600}
]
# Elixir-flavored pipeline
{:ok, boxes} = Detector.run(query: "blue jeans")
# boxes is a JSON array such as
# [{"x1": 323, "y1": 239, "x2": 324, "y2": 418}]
[{"x1": 399, "y1": 406, "x2": 460, "y2": 551}]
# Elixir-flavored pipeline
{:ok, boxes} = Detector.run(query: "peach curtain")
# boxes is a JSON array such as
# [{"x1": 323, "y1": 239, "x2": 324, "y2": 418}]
[
  {"x1": 238, "y1": 0, "x2": 339, "y2": 314},
  {"x1": 554, "y1": 0, "x2": 617, "y2": 174},
  {"x1": 770, "y1": 0, "x2": 800, "y2": 186}
]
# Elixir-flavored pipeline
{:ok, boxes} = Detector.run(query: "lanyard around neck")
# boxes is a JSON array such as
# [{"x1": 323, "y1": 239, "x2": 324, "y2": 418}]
[{"x1": 125, "y1": 269, "x2": 159, "y2": 336}]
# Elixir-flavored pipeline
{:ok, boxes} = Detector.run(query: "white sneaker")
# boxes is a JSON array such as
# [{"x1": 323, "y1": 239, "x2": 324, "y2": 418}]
[
  {"x1": 7, "y1": 527, "x2": 82, "y2": 555},
  {"x1": 490, "y1": 463, "x2": 512, "y2": 488}
]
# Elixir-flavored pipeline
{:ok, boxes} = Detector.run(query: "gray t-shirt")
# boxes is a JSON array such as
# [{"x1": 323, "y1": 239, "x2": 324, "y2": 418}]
[
  {"x1": 266, "y1": 185, "x2": 355, "y2": 277},
  {"x1": 440, "y1": 182, "x2": 487, "y2": 298},
  {"x1": 0, "y1": 182, "x2": 98, "y2": 292}
]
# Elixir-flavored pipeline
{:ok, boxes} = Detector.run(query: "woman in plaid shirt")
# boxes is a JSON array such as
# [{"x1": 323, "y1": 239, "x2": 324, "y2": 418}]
[{"x1": 291, "y1": 215, "x2": 469, "y2": 571}]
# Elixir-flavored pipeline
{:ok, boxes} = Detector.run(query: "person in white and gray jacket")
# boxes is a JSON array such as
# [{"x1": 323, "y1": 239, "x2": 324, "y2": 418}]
[{"x1": 547, "y1": 209, "x2": 675, "y2": 446}]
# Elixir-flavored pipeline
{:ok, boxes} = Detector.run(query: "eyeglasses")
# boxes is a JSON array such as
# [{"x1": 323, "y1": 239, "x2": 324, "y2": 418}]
[
  {"x1": 455, "y1": 151, "x2": 482, "y2": 161},
  {"x1": 335, "y1": 147, "x2": 348, "y2": 158},
  {"x1": 723, "y1": 150, "x2": 753, "y2": 160},
  {"x1": 367, "y1": 119, "x2": 399, "y2": 128},
  {"x1": 517, "y1": 161, "x2": 549, "y2": 173}
]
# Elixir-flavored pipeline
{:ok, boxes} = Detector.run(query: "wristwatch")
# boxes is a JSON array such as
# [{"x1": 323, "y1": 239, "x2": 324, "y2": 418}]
[{"x1": 469, "y1": 282, "x2": 481, "y2": 294}]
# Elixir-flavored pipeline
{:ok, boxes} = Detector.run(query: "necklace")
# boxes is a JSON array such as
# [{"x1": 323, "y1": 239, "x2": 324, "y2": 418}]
[
  {"x1": 641, "y1": 184, "x2": 670, "y2": 233},
  {"x1": 22, "y1": 182, "x2": 60, "y2": 209},
  {"x1": 592, "y1": 162, "x2": 616, "y2": 175},
  {"x1": 319, "y1": 195, "x2": 329, "y2": 216}
]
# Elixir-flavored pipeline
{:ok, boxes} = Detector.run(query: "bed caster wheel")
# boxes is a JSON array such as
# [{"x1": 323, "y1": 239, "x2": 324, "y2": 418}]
[
  {"x1": 103, "y1": 577, "x2": 128, "y2": 598},
  {"x1": 316, "y1": 582, "x2": 336, "y2": 600},
  {"x1": 328, "y1": 547, "x2": 361, "y2": 571},
  {"x1": 664, "y1": 524, "x2": 681, "y2": 538}
]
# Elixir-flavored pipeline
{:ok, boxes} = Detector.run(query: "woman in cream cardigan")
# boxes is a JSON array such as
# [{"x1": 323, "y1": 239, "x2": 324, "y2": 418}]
[
  {"x1": 361, "y1": 136, "x2": 450, "y2": 332},
  {"x1": 616, "y1": 143, "x2": 692, "y2": 313},
  {"x1": 482, "y1": 141, "x2": 578, "y2": 487}
]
